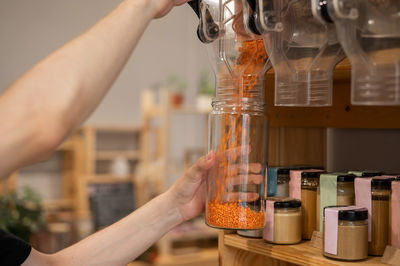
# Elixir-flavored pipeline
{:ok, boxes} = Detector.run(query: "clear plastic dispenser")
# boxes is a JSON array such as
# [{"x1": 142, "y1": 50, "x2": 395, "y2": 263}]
[
  {"x1": 259, "y1": 0, "x2": 344, "y2": 106},
  {"x1": 325, "y1": 0, "x2": 400, "y2": 105},
  {"x1": 191, "y1": 0, "x2": 270, "y2": 230}
]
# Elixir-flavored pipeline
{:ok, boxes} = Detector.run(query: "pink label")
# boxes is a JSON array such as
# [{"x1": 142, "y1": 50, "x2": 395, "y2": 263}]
[
  {"x1": 289, "y1": 170, "x2": 302, "y2": 200},
  {"x1": 392, "y1": 182, "x2": 400, "y2": 249},
  {"x1": 324, "y1": 206, "x2": 358, "y2": 255},
  {"x1": 263, "y1": 200, "x2": 275, "y2": 242},
  {"x1": 355, "y1": 178, "x2": 372, "y2": 242},
  {"x1": 289, "y1": 169, "x2": 324, "y2": 200}
]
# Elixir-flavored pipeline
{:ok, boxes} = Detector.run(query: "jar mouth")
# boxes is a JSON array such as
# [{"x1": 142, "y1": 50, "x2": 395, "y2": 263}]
[{"x1": 212, "y1": 98, "x2": 266, "y2": 110}]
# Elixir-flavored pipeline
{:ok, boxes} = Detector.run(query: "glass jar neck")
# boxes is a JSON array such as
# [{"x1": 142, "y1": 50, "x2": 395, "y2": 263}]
[
  {"x1": 301, "y1": 177, "x2": 319, "y2": 188},
  {"x1": 215, "y1": 77, "x2": 266, "y2": 104},
  {"x1": 338, "y1": 220, "x2": 368, "y2": 226},
  {"x1": 211, "y1": 98, "x2": 266, "y2": 114},
  {"x1": 275, "y1": 207, "x2": 301, "y2": 213}
]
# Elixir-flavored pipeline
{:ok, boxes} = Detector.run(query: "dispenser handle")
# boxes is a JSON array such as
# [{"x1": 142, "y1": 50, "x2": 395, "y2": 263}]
[
  {"x1": 188, "y1": 0, "x2": 200, "y2": 18},
  {"x1": 187, "y1": 0, "x2": 219, "y2": 43},
  {"x1": 243, "y1": 0, "x2": 262, "y2": 35}
]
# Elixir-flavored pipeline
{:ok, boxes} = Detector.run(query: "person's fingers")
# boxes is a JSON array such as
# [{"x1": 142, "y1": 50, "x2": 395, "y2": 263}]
[
  {"x1": 219, "y1": 145, "x2": 251, "y2": 161},
  {"x1": 174, "y1": 0, "x2": 190, "y2": 6},
  {"x1": 221, "y1": 163, "x2": 262, "y2": 175},
  {"x1": 227, "y1": 174, "x2": 263, "y2": 186},
  {"x1": 186, "y1": 150, "x2": 216, "y2": 182}
]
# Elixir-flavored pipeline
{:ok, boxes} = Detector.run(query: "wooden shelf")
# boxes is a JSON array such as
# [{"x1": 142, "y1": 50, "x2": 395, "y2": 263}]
[
  {"x1": 223, "y1": 233, "x2": 385, "y2": 266},
  {"x1": 90, "y1": 124, "x2": 141, "y2": 132},
  {"x1": 87, "y1": 175, "x2": 134, "y2": 184},
  {"x1": 95, "y1": 150, "x2": 140, "y2": 160}
]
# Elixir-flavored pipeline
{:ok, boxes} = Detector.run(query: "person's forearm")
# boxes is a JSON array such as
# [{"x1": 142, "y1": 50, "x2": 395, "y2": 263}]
[
  {"x1": 0, "y1": 0, "x2": 157, "y2": 176},
  {"x1": 55, "y1": 191, "x2": 183, "y2": 265}
]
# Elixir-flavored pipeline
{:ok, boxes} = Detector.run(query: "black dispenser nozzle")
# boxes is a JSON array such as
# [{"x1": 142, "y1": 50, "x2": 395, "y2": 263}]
[{"x1": 188, "y1": 0, "x2": 219, "y2": 43}]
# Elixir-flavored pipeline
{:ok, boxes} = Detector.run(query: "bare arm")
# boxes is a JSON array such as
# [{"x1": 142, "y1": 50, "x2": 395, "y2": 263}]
[
  {"x1": 0, "y1": 0, "x2": 187, "y2": 178},
  {"x1": 23, "y1": 151, "x2": 216, "y2": 266}
]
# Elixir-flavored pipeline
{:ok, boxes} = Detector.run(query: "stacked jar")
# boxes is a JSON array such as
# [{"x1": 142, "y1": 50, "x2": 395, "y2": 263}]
[
  {"x1": 267, "y1": 167, "x2": 291, "y2": 197},
  {"x1": 392, "y1": 179, "x2": 400, "y2": 249},
  {"x1": 355, "y1": 177, "x2": 394, "y2": 256},
  {"x1": 317, "y1": 173, "x2": 356, "y2": 231},
  {"x1": 289, "y1": 169, "x2": 324, "y2": 239},
  {"x1": 263, "y1": 198, "x2": 302, "y2": 244},
  {"x1": 323, "y1": 206, "x2": 369, "y2": 261}
]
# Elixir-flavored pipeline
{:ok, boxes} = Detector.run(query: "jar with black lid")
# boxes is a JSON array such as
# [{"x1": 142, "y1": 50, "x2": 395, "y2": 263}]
[
  {"x1": 263, "y1": 198, "x2": 302, "y2": 244},
  {"x1": 348, "y1": 170, "x2": 384, "y2": 177},
  {"x1": 323, "y1": 206, "x2": 368, "y2": 261},
  {"x1": 369, "y1": 177, "x2": 394, "y2": 255},
  {"x1": 301, "y1": 171, "x2": 321, "y2": 239},
  {"x1": 277, "y1": 168, "x2": 290, "y2": 197},
  {"x1": 317, "y1": 173, "x2": 356, "y2": 232}
]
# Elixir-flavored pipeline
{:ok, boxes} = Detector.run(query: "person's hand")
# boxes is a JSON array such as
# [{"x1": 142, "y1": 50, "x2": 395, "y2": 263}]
[
  {"x1": 149, "y1": 0, "x2": 190, "y2": 19},
  {"x1": 167, "y1": 151, "x2": 216, "y2": 221}
]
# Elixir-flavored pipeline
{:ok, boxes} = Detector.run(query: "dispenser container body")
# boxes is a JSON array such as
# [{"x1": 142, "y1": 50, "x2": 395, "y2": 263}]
[
  {"x1": 262, "y1": 0, "x2": 344, "y2": 106},
  {"x1": 327, "y1": 0, "x2": 400, "y2": 105}
]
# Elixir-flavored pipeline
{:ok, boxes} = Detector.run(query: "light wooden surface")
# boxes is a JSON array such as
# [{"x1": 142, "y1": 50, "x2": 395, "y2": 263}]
[
  {"x1": 155, "y1": 248, "x2": 218, "y2": 266},
  {"x1": 221, "y1": 232, "x2": 385, "y2": 266},
  {"x1": 0, "y1": 172, "x2": 18, "y2": 194}
]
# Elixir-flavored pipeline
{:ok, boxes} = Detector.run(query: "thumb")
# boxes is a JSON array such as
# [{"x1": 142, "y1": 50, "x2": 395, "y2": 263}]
[{"x1": 186, "y1": 150, "x2": 216, "y2": 182}]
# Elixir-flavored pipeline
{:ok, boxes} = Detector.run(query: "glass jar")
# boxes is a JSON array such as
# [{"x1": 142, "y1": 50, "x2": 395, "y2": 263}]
[
  {"x1": 391, "y1": 180, "x2": 400, "y2": 248},
  {"x1": 277, "y1": 169, "x2": 290, "y2": 197},
  {"x1": 337, "y1": 175, "x2": 356, "y2": 205},
  {"x1": 263, "y1": 198, "x2": 302, "y2": 244},
  {"x1": 206, "y1": 99, "x2": 268, "y2": 230},
  {"x1": 317, "y1": 173, "x2": 356, "y2": 232},
  {"x1": 369, "y1": 178, "x2": 392, "y2": 256},
  {"x1": 301, "y1": 172, "x2": 320, "y2": 239},
  {"x1": 323, "y1": 207, "x2": 368, "y2": 261}
]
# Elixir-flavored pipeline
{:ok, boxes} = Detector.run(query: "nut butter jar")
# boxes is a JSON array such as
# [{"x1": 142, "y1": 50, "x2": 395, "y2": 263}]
[
  {"x1": 324, "y1": 206, "x2": 368, "y2": 261},
  {"x1": 263, "y1": 198, "x2": 302, "y2": 244}
]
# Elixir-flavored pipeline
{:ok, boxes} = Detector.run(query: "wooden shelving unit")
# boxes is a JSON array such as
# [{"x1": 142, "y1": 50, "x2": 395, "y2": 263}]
[
  {"x1": 217, "y1": 59, "x2": 400, "y2": 265},
  {"x1": 220, "y1": 231, "x2": 384, "y2": 266},
  {"x1": 141, "y1": 89, "x2": 216, "y2": 265}
]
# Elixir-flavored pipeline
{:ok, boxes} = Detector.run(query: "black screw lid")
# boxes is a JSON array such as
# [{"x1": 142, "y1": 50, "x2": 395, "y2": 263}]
[
  {"x1": 272, "y1": 198, "x2": 301, "y2": 209},
  {"x1": 339, "y1": 208, "x2": 368, "y2": 221},
  {"x1": 323, "y1": 206, "x2": 368, "y2": 221},
  {"x1": 337, "y1": 174, "x2": 356, "y2": 182},
  {"x1": 362, "y1": 171, "x2": 384, "y2": 177},
  {"x1": 371, "y1": 177, "x2": 395, "y2": 190},
  {"x1": 301, "y1": 171, "x2": 325, "y2": 179},
  {"x1": 277, "y1": 168, "x2": 291, "y2": 175}
]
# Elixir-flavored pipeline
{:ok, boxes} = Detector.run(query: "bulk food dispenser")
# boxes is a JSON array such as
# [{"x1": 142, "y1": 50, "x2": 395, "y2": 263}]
[
  {"x1": 259, "y1": 0, "x2": 344, "y2": 106},
  {"x1": 322, "y1": 0, "x2": 400, "y2": 105},
  {"x1": 189, "y1": 0, "x2": 269, "y2": 230}
]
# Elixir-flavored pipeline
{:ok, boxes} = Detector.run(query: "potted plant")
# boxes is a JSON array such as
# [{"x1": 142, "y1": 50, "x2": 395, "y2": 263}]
[
  {"x1": 196, "y1": 70, "x2": 215, "y2": 112},
  {"x1": 0, "y1": 187, "x2": 44, "y2": 242},
  {"x1": 166, "y1": 74, "x2": 187, "y2": 108}
]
